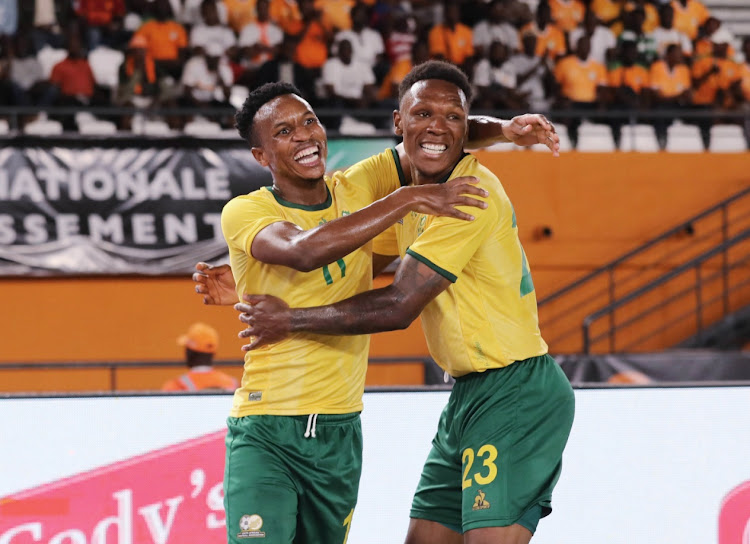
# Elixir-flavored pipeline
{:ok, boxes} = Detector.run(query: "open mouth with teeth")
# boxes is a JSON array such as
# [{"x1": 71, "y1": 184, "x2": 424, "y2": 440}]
[
  {"x1": 293, "y1": 145, "x2": 322, "y2": 166},
  {"x1": 420, "y1": 143, "x2": 448, "y2": 156}
]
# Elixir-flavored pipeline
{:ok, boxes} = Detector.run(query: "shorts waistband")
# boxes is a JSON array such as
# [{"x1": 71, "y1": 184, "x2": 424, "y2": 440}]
[
  {"x1": 286, "y1": 412, "x2": 360, "y2": 425},
  {"x1": 454, "y1": 354, "x2": 549, "y2": 382}
]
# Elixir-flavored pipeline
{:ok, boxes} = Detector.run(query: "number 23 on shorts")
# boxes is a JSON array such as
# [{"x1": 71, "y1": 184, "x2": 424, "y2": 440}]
[{"x1": 462, "y1": 444, "x2": 498, "y2": 489}]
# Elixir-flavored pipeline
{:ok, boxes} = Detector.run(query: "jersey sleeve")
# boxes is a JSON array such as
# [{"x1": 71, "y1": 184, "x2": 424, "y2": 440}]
[
  {"x1": 406, "y1": 189, "x2": 498, "y2": 283},
  {"x1": 221, "y1": 195, "x2": 285, "y2": 257},
  {"x1": 373, "y1": 225, "x2": 399, "y2": 256}
]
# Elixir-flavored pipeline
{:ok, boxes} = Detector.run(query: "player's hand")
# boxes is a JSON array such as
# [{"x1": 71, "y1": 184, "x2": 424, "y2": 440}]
[
  {"x1": 235, "y1": 294, "x2": 291, "y2": 350},
  {"x1": 193, "y1": 262, "x2": 237, "y2": 305},
  {"x1": 502, "y1": 114, "x2": 560, "y2": 157},
  {"x1": 406, "y1": 178, "x2": 488, "y2": 221}
]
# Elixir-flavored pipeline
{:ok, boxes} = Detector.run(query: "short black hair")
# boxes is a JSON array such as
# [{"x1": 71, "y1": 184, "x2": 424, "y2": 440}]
[
  {"x1": 235, "y1": 82, "x2": 303, "y2": 144},
  {"x1": 398, "y1": 60, "x2": 473, "y2": 105}
]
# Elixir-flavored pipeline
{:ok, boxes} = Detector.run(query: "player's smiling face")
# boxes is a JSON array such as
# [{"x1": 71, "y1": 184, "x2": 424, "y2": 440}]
[
  {"x1": 395, "y1": 79, "x2": 468, "y2": 183},
  {"x1": 251, "y1": 94, "x2": 328, "y2": 183}
]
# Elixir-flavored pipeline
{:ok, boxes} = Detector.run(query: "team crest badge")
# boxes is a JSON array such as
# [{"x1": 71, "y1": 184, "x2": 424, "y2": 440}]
[
  {"x1": 238, "y1": 514, "x2": 266, "y2": 538},
  {"x1": 472, "y1": 490, "x2": 491, "y2": 511}
]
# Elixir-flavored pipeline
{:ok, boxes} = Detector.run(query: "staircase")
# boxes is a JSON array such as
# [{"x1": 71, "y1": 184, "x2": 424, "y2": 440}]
[{"x1": 538, "y1": 185, "x2": 750, "y2": 354}]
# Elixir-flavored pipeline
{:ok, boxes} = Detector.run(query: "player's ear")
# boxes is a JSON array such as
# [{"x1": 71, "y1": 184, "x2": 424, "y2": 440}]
[
  {"x1": 251, "y1": 147, "x2": 268, "y2": 167},
  {"x1": 393, "y1": 110, "x2": 403, "y2": 136}
]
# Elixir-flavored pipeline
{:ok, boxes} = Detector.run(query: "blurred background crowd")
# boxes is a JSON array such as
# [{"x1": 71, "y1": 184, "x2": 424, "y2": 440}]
[{"x1": 0, "y1": 0, "x2": 748, "y2": 145}]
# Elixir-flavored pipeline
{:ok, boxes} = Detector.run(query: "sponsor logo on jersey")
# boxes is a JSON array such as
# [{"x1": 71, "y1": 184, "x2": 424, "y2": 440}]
[{"x1": 247, "y1": 391, "x2": 263, "y2": 402}]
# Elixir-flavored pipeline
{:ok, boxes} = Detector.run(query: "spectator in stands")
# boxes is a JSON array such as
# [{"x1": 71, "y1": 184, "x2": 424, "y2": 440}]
[
  {"x1": 736, "y1": 38, "x2": 750, "y2": 106},
  {"x1": 554, "y1": 35, "x2": 609, "y2": 145},
  {"x1": 384, "y1": 13, "x2": 417, "y2": 65},
  {"x1": 609, "y1": 39, "x2": 651, "y2": 145},
  {"x1": 294, "y1": 0, "x2": 330, "y2": 72},
  {"x1": 255, "y1": 34, "x2": 317, "y2": 103},
  {"x1": 691, "y1": 34, "x2": 740, "y2": 110},
  {"x1": 75, "y1": 0, "x2": 127, "y2": 51},
  {"x1": 116, "y1": 34, "x2": 158, "y2": 107},
  {"x1": 590, "y1": 0, "x2": 622, "y2": 33},
  {"x1": 624, "y1": 0, "x2": 659, "y2": 34},
  {"x1": 428, "y1": 1, "x2": 474, "y2": 73},
  {"x1": 316, "y1": 0, "x2": 356, "y2": 33},
  {"x1": 649, "y1": 43, "x2": 691, "y2": 146},
  {"x1": 190, "y1": 0, "x2": 237, "y2": 56},
  {"x1": 650, "y1": 4, "x2": 692, "y2": 59},
  {"x1": 694, "y1": 18, "x2": 735, "y2": 61},
  {"x1": 161, "y1": 323, "x2": 238, "y2": 393},
  {"x1": 618, "y1": 6, "x2": 658, "y2": 67},
  {"x1": 0, "y1": 0, "x2": 18, "y2": 38},
  {"x1": 133, "y1": 0, "x2": 188, "y2": 80},
  {"x1": 224, "y1": 0, "x2": 257, "y2": 33},
  {"x1": 322, "y1": 38, "x2": 376, "y2": 110},
  {"x1": 168, "y1": 0, "x2": 222, "y2": 27},
  {"x1": 334, "y1": 4, "x2": 386, "y2": 78},
  {"x1": 474, "y1": 41, "x2": 529, "y2": 110},
  {"x1": 473, "y1": 0, "x2": 519, "y2": 58},
  {"x1": 19, "y1": 0, "x2": 71, "y2": 51},
  {"x1": 610, "y1": 40, "x2": 650, "y2": 109},
  {"x1": 377, "y1": 40, "x2": 429, "y2": 104},
  {"x1": 670, "y1": 0, "x2": 710, "y2": 40},
  {"x1": 507, "y1": 30, "x2": 555, "y2": 111},
  {"x1": 181, "y1": 41, "x2": 233, "y2": 107},
  {"x1": 47, "y1": 33, "x2": 104, "y2": 129},
  {"x1": 270, "y1": 0, "x2": 304, "y2": 36},
  {"x1": 569, "y1": 9, "x2": 617, "y2": 66},
  {"x1": 549, "y1": 0, "x2": 585, "y2": 34},
  {"x1": 238, "y1": 0, "x2": 284, "y2": 73},
  {"x1": 8, "y1": 32, "x2": 50, "y2": 107},
  {"x1": 521, "y1": 2, "x2": 566, "y2": 60}
]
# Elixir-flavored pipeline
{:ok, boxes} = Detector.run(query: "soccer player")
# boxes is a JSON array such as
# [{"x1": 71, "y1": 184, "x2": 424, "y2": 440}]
[
  {"x1": 234, "y1": 62, "x2": 575, "y2": 544},
  {"x1": 213, "y1": 81, "x2": 558, "y2": 544}
]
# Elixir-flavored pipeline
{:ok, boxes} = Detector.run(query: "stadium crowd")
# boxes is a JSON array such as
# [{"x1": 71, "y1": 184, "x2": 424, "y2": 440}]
[{"x1": 0, "y1": 0, "x2": 748, "y2": 145}]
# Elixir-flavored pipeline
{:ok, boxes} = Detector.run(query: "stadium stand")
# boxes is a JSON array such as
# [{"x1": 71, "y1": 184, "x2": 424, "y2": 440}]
[{"x1": 0, "y1": 0, "x2": 747, "y2": 150}]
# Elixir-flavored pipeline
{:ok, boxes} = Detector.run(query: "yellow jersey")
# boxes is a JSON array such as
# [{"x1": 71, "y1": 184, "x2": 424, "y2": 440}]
[
  {"x1": 373, "y1": 151, "x2": 548, "y2": 377},
  {"x1": 221, "y1": 155, "x2": 398, "y2": 416}
]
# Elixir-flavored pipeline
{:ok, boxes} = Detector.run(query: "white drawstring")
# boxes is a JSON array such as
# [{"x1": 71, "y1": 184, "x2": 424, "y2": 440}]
[{"x1": 304, "y1": 414, "x2": 318, "y2": 438}]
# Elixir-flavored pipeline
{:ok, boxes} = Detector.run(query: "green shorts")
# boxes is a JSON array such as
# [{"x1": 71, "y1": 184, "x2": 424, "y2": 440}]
[
  {"x1": 410, "y1": 354, "x2": 575, "y2": 534},
  {"x1": 224, "y1": 412, "x2": 362, "y2": 544}
]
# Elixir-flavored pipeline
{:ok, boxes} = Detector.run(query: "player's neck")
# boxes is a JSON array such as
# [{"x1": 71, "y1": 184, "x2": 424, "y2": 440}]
[{"x1": 271, "y1": 177, "x2": 328, "y2": 206}]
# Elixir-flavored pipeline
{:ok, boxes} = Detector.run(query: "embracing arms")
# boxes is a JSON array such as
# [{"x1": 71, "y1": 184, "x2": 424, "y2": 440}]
[{"x1": 235, "y1": 255, "x2": 448, "y2": 350}]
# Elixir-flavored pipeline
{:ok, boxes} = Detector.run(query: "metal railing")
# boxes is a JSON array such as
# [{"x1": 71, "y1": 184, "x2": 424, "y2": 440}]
[
  {"x1": 0, "y1": 356, "x2": 437, "y2": 393},
  {"x1": 581, "y1": 227, "x2": 750, "y2": 353},
  {"x1": 538, "y1": 185, "x2": 750, "y2": 353}
]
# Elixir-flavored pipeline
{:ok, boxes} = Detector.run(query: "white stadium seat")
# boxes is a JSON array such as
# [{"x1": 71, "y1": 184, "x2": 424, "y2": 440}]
[
  {"x1": 619, "y1": 124, "x2": 660, "y2": 152},
  {"x1": 24, "y1": 118, "x2": 63, "y2": 135},
  {"x1": 88, "y1": 47, "x2": 125, "y2": 89},
  {"x1": 184, "y1": 119, "x2": 223, "y2": 136},
  {"x1": 709, "y1": 124, "x2": 748, "y2": 153},
  {"x1": 576, "y1": 122, "x2": 616, "y2": 152},
  {"x1": 79, "y1": 120, "x2": 118, "y2": 135},
  {"x1": 0, "y1": 119, "x2": 10, "y2": 135},
  {"x1": 665, "y1": 122, "x2": 704, "y2": 153}
]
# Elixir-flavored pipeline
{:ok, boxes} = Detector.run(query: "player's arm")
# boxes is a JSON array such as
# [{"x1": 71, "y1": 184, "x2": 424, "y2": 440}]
[
  {"x1": 466, "y1": 113, "x2": 560, "y2": 156},
  {"x1": 235, "y1": 255, "x2": 449, "y2": 350},
  {"x1": 250, "y1": 178, "x2": 487, "y2": 272}
]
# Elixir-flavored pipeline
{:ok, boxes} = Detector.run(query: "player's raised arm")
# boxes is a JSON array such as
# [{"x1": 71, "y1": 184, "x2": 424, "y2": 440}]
[
  {"x1": 248, "y1": 177, "x2": 488, "y2": 272},
  {"x1": 466, "y1": 113, "x2": 560, "y2": 156},
  {"x1": 234, "y1": 255, "x2": 449, "y2": 350}
]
